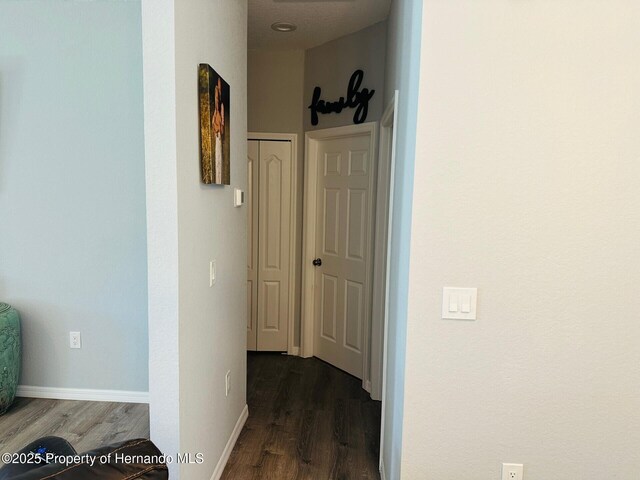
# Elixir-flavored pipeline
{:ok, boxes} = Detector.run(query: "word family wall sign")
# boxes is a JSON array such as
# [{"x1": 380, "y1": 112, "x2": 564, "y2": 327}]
[{"x1": 308, "y1": 69, "x2": 375, "y2": 126}]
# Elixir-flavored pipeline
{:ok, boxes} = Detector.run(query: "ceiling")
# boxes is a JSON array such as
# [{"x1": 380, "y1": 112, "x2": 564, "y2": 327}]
[{"x1": 248, "y1": 0, "x2": 391, "y2": 50}]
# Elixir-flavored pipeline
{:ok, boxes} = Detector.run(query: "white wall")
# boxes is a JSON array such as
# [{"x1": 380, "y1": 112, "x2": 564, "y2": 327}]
[
  {"x1": 248, "y1": 50, "x2": 305, "y2": 135},
  {"x1": 175, "y1": 0, "x2": 248, "y2": 478},
  {"x1": 0, "y1": 0, "x2": 148, "y2": 393},
  {"x1": 142, "y1": 0, "x2": 248, "y2": 478},
  {"x1": 248, "y1": 49, "x2": 305, "y2": 346},
  {"x1": 402, "y1": 1, "x2": 640, "y2": 479},
  {"x1": 381, "y1": 0, "x2": 423, "y2": 479}
]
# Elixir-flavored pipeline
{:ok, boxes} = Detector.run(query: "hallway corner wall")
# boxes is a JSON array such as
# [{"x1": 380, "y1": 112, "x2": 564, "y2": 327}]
[
  {"x1": 142, "y1": 0, "x2": 249, "y2": 478},
  {"x1": 381, "y1": 0, "x2": 424, "y2": 479},
  {"x1": 248, "y1": 49, "x2": 305, "y2": 347}
]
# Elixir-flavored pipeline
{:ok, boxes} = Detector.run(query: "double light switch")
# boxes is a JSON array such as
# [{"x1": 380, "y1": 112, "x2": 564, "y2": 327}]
[{"x1": 442, "y1": 287, "x2": 477, "y2": 320}]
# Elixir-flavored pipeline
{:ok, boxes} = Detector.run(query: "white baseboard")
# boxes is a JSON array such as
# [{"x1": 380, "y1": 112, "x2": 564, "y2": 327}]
[
  {"x1": 17, "y1": 385, "x2": 149, "y2": 404},
  {"x1": 380, "y1": 458, "x2": 387, "y2": 480},
  {"x1": 287, "y1": 346, "x2": 300, "y2": 356},
  {"x1": 210, "y1": 404, "x2": 249, "y2": 480},
  {"x1": 364, "y1": 380, "x2": 372, "y2": 393}
]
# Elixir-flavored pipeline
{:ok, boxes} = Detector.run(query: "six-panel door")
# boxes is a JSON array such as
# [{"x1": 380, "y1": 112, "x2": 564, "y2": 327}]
[{"x1": 313, "y1": 133, "x2": 374, "y2": 379}]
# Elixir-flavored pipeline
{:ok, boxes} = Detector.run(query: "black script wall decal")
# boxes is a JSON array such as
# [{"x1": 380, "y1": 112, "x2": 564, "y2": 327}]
[{"x1": 308, "y1": 69, "x2": 375, "y2": 126}]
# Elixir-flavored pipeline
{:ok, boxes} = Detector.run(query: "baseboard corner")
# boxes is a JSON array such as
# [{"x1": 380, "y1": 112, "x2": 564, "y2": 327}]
[
  {"x1": 288, "y1": 346, "x2": 300, "y2": 356},
  {"x1": 210, "y1": 404, "x2": 249, "y2": 480}
]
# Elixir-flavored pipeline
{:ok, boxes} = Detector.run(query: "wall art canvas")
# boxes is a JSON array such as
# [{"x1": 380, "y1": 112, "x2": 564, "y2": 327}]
[{"x1": 198, "y1": 63, "x2": 230, "y2": 185}]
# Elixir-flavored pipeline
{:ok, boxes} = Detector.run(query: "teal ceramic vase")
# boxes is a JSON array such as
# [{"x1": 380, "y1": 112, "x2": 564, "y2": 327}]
[{"x1": 0, "y1": 303, "x2": 21, "y2": 415}]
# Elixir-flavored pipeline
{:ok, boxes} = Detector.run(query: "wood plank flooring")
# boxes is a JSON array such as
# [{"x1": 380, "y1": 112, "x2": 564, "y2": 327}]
[
  {"x1": 0, "y1": 397, "x2": 149, "y2": 459},
  {"x1": 222, "y1": 353, "x2": 381, "y2": 480}
]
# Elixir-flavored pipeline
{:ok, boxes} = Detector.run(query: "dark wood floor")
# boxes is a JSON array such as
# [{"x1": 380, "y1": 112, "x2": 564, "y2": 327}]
[
  {"x1": 222, "y1": 353, "x2": 381, "y2": 480},
  {"x1": 0, "y1": 397, "x2": 149, "y2": 460}
]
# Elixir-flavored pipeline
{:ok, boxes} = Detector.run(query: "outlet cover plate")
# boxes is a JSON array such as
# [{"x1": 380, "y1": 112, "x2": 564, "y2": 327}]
[
  {"x1": 501, "y1": 463, "x2": 523, "y2": 480},
  {"x1": 69, "y1": 331, "x2": 82, "y2": 349}
]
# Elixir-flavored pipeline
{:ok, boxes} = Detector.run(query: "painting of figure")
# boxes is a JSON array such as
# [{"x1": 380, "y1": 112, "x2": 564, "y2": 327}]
[{"x1": 198, "y1": 64, "x2": 230, "y2": 185}]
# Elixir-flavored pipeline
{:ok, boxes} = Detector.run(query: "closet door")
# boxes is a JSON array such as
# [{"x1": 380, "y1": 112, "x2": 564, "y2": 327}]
[
  {"x1": 247, "y1": 140, "x2": 259, "y2": 351},
  {"x1": 256, "y1": 141, "x2": 291, "y2": 351}
]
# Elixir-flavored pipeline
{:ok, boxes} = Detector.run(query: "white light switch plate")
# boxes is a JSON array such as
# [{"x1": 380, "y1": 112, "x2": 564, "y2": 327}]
[
  {"x1": 442, "y1": 287, "x2": 477, "y2": 320},
  {"x1": 234, "y1": 188, "x2": 244, "y2": 207},
  {"x1": 209, "y1": 260, "x2": 217, "y2": 287}
]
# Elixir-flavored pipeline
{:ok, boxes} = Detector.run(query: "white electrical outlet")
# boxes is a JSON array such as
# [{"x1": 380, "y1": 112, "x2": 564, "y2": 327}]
[
  {"x1": 501, "y1": 463, "x2": 523, "y2": 480},
  {"x1": 69, "y1": 332, "x2": 81, "y2": 349},
  {"x1": 209, "y1": 260, "x2": 217, "y2": 287},
  {"x1": 225, "y1": 370, "x2": 231, "y2": 397}
]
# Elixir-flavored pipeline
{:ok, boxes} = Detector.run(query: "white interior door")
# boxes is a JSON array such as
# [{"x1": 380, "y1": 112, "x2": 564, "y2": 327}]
[
  {"x1": 313, "y1": 133, "x2": 375, "y2": 379},
  {"x1": 247, "y1": 140, "x2": 259, "y2": 350},
  {"x1": 247, "y1": 139, "x2": 292, "y2": 351}
]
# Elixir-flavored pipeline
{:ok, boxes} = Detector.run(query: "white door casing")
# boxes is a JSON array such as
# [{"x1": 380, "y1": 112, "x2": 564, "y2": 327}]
[
  {"x1": 371, "y1": 92, "x2": 399, "y2": 401},
  {"x1": 247, "y1": 140, "x2": 259, "y2": 350},
  {"x1": 302, "y1": 123, "x2": 378, "y2": 382},
  {"x1": 377, "y1": 91, "x2": 399, "y2": 472}
]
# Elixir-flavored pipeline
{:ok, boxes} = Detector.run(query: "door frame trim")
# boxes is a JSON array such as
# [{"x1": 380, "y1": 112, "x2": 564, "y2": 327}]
[
  {"x1": 377, "y1": 92, "x2": 399, "y2": 474},
  {"x1": 248, "y1": 132, "x2": 298, "y2": 356},
  {"x1": 300, "y1": 122, "x2": 378, "y2": 392},
  {"x1": 371, "y1": 93, "x2": 399, "y2": 401}
]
